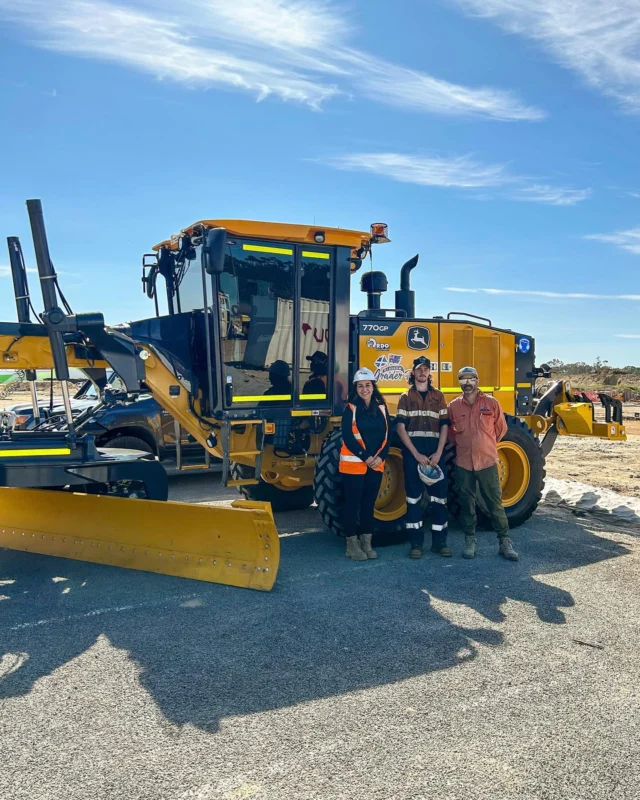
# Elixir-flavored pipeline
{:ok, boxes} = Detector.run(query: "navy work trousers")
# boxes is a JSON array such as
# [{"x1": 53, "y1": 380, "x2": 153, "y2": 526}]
[
  {"x1": 340, "y1": 469, "x2": 384, "y2": 537},
  {"x1": 402, "y1": 443, "x2": 448, "y2": 549}
]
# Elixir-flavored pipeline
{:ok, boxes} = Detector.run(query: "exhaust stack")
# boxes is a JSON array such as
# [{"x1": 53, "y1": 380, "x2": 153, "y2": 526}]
[{"x1": 395, "y1": 254, "x2": 418, "y2": 318}]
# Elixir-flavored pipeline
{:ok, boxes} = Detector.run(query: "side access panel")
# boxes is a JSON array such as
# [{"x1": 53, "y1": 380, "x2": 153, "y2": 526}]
[{"x1": 357, "y1": 318, "x2": 439, "y2": 413}]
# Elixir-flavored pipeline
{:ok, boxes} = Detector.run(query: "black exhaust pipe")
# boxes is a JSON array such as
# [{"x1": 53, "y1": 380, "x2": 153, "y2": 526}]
[
  {"x1": 395, "y1": 254, "x2": 418, "y2": 318},
  {"x1": 7, "y1": 236, "x2": 40, "y2": 421}
]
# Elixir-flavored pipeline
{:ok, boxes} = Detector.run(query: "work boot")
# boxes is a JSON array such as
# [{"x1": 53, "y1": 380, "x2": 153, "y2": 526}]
[
  {"x1": 359, "y1": 534, "x2": 377, "y2": 559},
  {"x1": 345, "y1": 536, "x2": 368, "y2": 561},
  {"x1": 499, "y1": 536, "x2": 519, "y2": 561},
  {"x1": 409, "y1": 547, "x2": 423, "y2": 559},
  {"x1": 430, "y1": 532, "x2": 452, "y2": 557},
  {"x1": 462, "y1": 535, "x2": 477, "y2": 559}
]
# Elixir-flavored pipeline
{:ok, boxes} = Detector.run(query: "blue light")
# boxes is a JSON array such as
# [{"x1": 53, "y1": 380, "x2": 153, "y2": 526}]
[{"x1": 518, "y1": 338, "x2": 531, "y2": 354}]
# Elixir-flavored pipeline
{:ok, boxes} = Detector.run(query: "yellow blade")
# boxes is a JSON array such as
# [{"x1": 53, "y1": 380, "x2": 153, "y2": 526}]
[{"x1": 0, "y1": 488, "x2": 279, "y2": 591}]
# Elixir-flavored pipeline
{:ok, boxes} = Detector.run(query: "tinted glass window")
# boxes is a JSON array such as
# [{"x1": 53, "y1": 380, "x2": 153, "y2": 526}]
[
  {"x1": 220, "y1": 241, "x2": 294, "y2": 404},
  {"x1": 300, "y1": 250, "x2": 330, "y2": 401},
  {"x1": 176, "y1": 244, "x2": 205, "y2": 312}
]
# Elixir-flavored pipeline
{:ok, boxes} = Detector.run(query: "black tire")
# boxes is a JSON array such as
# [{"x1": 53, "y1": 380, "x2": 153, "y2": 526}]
[
  {"x1": 443, "y1": 442, "x2": 459, "y2": 518},
  {"x1": 446, "y1": 415, "x2": 545, "y2": 530},
  {"x1": 313, "y1": 428, "x2": 408, "y2": 545},
  {"x1": 97, "y1": 435, "x2": 166, "y2": 499},
  {"x1": 103, "y1": 435, "x2": 154, "y2": 454},
  {"x1": 231, "y1": 462, "x2": 314, "y2": 512}
]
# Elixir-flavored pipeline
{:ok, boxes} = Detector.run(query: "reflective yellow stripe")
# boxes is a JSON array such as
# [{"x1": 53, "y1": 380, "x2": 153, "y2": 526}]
[
  {"x1": 299, "y1": 393, "x2": 327, "y2": 400},
  {"x1": 291, "y1": 410, "x2": 314, "y2": 416},
  {"x1": 517, "y1": 383, "x2": 531, "y2": 388},
  {"x1": 380, "y1": 388, "x2": 406, "y2": 394},
  {"x1": 232, "y1": 395, "x2": 291, "y2": 402},
  {"x1": 301, "y1": 251, "x2": 330, "y2": 260},
  {"x1": 497, "y1": 387, "x2": 515, "y2": 392},
  {"x1": 242, "y1": 244, "x2": 292, "y2": 255},
  {"x1": 0, "y1": 448, "x2": 71, "y2": 457}
]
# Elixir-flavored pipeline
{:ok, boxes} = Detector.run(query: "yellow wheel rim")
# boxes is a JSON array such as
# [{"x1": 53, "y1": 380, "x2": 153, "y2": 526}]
[
  {"x1": 496, "y1": 442, "x2": 530, "y2": 507},
  {"x1": 374, "y1": 447, "x2": 407, "y2": 522}
]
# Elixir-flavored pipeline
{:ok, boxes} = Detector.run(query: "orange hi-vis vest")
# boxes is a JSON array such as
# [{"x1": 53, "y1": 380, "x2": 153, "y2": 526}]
[{"x1": 339, "y1": 403, "x2": 389, "y2": 474}]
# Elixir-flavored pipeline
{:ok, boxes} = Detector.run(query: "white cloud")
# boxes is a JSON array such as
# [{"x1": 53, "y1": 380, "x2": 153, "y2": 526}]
[
  {"x1": 445, "y1": 287, "x2": 640, "y2": 300},
  {"x1": 0, "y1": 0, "x2": 545, "y2": 119},
  {"x1": 510, "y1": 184, "x2": 592, "y2": 206},
  {"x1": 628, "y1": 192, "x2": 640, "y2": 198},
  {"x1": 585, "y1": 228, "x2": 640, "y2": 255},
  {"x1": 327, "y1": 152, "x2": 590, "y2": 205},
  {"x1": 448, "y1": 0, "x2": 640, "y2": 113},
  {"x1": 327, "y1": 152, "x2": 510, "y2": 188},
  {"x1": 615, "y1": 333, "x2": 640, "y2": 338},
  {"x1": 338, "y1": 50, "x2": 544, "y2": 121}
]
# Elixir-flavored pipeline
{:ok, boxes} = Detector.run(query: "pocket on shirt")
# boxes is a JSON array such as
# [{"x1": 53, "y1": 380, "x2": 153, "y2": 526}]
[
  {"x1": 453, "y1": 419, "x2": 468, "y2": 435},
  {"x1": 479, "y1": 413, "x2": 494, "y2": 434}
]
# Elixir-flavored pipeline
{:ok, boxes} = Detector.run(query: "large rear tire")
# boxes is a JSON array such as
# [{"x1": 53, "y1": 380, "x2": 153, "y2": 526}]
[
  {"x1": 231, "y1": 462, "x2": 314, "y2": 512},
  {"x1": 313, "y1": 428, "x2": 409, "y2": 545},
  {"x1": 446, "y1": 415, "x2": 545, "y2": 530}
]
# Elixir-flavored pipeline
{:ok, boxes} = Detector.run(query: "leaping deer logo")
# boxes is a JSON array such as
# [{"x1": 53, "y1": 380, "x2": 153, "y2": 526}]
[{"x1": 407, "y1": 326, "x2": 429, "y2": 349}]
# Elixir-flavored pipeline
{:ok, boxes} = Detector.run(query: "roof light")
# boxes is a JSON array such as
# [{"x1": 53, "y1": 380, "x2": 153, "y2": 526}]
[
  {"x1": 370, "y1": 223, "x2": 390, "y2": 243},
  {"x1": 314, "y1": 231, "x2": 325, "y2": 243}
]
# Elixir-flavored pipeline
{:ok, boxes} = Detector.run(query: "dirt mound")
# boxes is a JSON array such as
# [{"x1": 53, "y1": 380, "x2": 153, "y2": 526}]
[{"x1": 555, "y1": 370, "x2": 640, "y2": 396}]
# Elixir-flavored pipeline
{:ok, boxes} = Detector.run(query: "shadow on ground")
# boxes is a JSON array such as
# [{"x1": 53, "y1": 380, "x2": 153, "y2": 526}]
[{"x1": 0, "y1": 505, "x2": 633, "y2": 732}]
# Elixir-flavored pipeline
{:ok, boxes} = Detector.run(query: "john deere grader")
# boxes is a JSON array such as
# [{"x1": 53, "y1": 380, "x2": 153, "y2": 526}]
[{"x1": 0, "y1": 201, "x2": 626, "y2": 589}]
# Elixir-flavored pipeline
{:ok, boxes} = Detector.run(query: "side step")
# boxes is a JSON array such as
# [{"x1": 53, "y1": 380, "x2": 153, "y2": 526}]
[
  {"x1": 173, "y1": 420, "x2": 212, "y2": 472},
  {"x1": 220, "y1": 419, "x2": 264, "y2": 488}
]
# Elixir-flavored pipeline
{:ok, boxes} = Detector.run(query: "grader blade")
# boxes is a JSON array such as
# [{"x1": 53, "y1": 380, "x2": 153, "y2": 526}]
[{"x1": 0, "y1": 489, "x2": 279, "y2": 591}]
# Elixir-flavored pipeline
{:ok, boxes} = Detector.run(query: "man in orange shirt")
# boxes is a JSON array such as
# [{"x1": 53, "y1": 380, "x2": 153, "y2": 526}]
[{"x1": 448, "y1": 366, "x2": 519, "y2": 561}]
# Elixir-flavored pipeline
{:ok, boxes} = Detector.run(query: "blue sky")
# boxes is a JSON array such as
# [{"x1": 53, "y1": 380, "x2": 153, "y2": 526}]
[{"x1": 1, "y1": 0, "x2": 639, "y2": 365}]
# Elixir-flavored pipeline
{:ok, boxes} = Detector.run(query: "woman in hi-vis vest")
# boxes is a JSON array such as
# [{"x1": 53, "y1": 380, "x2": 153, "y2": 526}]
[{"x1": 339, "y1": 368, "x2": 390, "y2": 561}]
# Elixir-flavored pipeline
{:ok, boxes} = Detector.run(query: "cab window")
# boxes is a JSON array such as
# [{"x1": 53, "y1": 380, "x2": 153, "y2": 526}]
[
  {"x1": 299, "y1": 250, "x2": 331, "y2": 402},
  {"x1": 219, "y1": 241, "x2": 294, "y2": 404}
]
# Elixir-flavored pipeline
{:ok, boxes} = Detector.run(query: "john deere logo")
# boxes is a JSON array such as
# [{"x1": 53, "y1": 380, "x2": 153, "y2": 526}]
[{"x1": 407, "y1": 326, "x2": 430, "y2": 350}]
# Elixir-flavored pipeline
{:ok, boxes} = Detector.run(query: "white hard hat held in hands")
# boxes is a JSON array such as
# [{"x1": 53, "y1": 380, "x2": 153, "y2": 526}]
[
  {"x1": 417, "y1": 462, "x2": 444, "y2": 486},
  {"x1": 353, "y1": 367, "x2": 376, "y2": 383}
]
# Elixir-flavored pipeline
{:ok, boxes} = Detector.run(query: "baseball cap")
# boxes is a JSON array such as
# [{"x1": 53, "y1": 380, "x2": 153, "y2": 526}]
[
  {"x1": 458, "y1": 365, "x2": 479, "y2": 379},
  {"x1": 306, "y1": 351, "x2": 328, "y2": 365},
  {"x1": 412, "y1": 356, "x2": 431, "y2": 369}
]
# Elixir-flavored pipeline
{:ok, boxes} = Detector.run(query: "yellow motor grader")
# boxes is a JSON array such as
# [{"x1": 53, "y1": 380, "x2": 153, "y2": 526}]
[{"x1": 0, "y1": 201, "x2": 626, "y2": 589}]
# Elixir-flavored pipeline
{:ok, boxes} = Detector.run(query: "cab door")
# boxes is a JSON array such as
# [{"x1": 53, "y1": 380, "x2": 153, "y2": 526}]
[{"x1": 217, "y1": 239, "x2": 296, "y2": 408}]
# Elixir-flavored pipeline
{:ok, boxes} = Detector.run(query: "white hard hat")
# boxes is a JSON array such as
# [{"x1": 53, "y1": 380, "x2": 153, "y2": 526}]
[
  {"x1": 417, "y1": 462, "x2": 444, "y2": 486},
  {"x1": 353, "y1": 367, "x2": 376, "y2": 383}
]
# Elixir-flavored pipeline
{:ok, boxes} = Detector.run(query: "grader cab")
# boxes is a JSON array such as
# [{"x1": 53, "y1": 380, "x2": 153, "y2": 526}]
[{"x1": 0, "y1": 201, "x2": 626, "y2": 589}]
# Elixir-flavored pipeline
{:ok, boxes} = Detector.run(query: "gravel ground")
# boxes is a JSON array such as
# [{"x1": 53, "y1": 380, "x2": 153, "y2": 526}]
[
  {"x1": 1, "y1": 475, "x2": 639, "y2": 800},
  {"x1": 545, "y1": 431, "x2": 640, "y2": 499}
]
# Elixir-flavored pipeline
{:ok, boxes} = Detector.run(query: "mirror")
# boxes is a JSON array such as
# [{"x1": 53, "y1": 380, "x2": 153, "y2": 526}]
[{"x1": 203, "y1": 227, "x2": 227, "y2": 274}]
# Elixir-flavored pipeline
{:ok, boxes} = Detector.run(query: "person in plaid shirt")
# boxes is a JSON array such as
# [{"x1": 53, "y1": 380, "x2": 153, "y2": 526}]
[{"x1": 396, "y1": 356, "x2": 451, "y2": 559}]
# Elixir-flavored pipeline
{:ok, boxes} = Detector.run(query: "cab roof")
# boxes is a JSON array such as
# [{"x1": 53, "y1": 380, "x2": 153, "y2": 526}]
[{"x1": 153, "y1": 219, "x2": 383, "y2": 252}]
